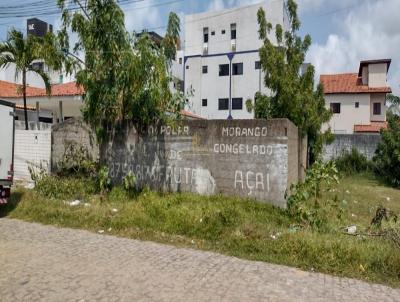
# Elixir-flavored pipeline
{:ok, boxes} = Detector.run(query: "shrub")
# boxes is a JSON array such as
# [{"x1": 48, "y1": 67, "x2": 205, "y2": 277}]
[
  {"x1": 97, "y1": 166, "x2": 112, "y2": 195},
  {"x1": 286, "y1": 161, "x2": 343, "y2": 230},
  {"x1": 370, "y1": 206, "x2": 400, "y2": 250},
  {"x1": 123, "y1": 171, "x2": 137, "y2": 192},
  {"x1": 29, "y1": 165, "x2": 96, "y2": 199},
  {"x1": 373, "y1": 113, "x2": 400, "y2": 187},
  {"x1": 335, "y1": 148, "x2": 371, "y2": 175},
  {"x1": 57, "y1": 143, "x2": 97, "y2": 177}
]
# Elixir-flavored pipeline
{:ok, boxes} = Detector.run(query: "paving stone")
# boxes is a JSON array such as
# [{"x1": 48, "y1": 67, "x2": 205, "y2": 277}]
[{"x1": 0, "y1": 218, "x2": 399, "y2": 302}]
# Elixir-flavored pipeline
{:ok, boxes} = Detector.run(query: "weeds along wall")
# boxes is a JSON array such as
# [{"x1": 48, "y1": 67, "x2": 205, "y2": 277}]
[
  {"x1": 322, "y1": 134, "x2": 381, "y2": 162},
  {"x1": 51, "y1": 118, "x2": 99, "y2": 173},
  {"x1": 100, "y1": 119, "x2": 305, "y2": 207}
]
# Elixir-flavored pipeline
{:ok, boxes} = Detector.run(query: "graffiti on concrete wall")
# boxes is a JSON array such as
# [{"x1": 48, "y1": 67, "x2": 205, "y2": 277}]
[{"x1": 103, "y1": 119, "x2": 298, "y2": 207}]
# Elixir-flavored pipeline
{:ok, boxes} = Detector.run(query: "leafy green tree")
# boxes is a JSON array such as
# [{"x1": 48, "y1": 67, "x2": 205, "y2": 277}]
[
  {"x1": 250, "y1": 0, "x2": 332, "y2": 163},
  {"x1": 57, "y1": 0, "x2": 184, "y2": 138},
  {"x1": 373, "y1": 112, "x2": 400, "y2": 187},
  {"x1": 162, "y1": 12, "x2": 181, "y2": 63},
  {"x1": 387, "y1": 93, "x2": 400, "y2": 116},
  {"x1": 0, "y1": 29, "x2": 63, "y2": 130}
]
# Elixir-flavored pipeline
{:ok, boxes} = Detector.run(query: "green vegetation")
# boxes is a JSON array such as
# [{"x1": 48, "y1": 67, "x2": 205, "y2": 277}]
[
  {"x1": 387, "y1": 94, "x2": 400, "y2": 116},
  {"x1": 57, "y1": 0, "x2": 185, "y2": 138},
  {"x1": 287, "y1": 161, "x2": 343, "y2": 230},
  {"x1": 0, "y1": 29, "x2": 64, "y2": 130},
  {"x1": 248, "y1": 0, "x2": 333, "y2": 162},
  {"x1": 335, "y1": 148, "x2": 372, "y2": 175},
  {"x1": 373, "y1": 112, "x2": 400, "y2": 187},
  {"x1": 2, "y1": 173, "x2": 400, "y2": 287}
]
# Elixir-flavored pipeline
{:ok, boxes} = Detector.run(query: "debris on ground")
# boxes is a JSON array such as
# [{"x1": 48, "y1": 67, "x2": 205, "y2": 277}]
[
  {"x1": 346, "y1": 225, "x2": 357, "y2": 234},
  {"x1": 112, "y1": 208, "x2": 118, "y2": 213},
  {"x1": 98, "y1": 230, "x2": 104, "y2": 234},
  {"x1": 65, "y1": 200, "x2": 81, "y2": 206},
  {"x1": 24, "y1": 183, "x2": 35, "y2": 190}
]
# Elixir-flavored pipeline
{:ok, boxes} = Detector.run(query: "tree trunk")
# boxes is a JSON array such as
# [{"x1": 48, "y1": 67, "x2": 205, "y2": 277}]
[{"x1": 23, "y1": 69, "x2": 28, "y2": 130}]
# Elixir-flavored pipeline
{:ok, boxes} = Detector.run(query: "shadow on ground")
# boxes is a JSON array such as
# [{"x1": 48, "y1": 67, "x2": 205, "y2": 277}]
[{"x1": 0, "y1": 192, "x2": 23, "y2": 218}]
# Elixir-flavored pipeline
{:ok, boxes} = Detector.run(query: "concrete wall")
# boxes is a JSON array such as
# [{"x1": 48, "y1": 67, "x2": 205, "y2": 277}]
[
  {"x1": 185, "y1": 51, "x2": 270, "y2": 119},
  {"x1": 322, "y1": 134, "x2": 381, "y2": 162},
  {"x1": 370, "y1": 93, "x2": 386, "y2": 122},
  {"x1": 183, "y1": 1, "x2": 283, "y2": 120},
  {"x1": 14, "y1": 129, "x2": 51, "y2": 181},
  {"x1": 101, "y1": 119, "x2": 303, "y2": 207},
  {"x1": 184, "y1": 1, "x2": 284, "y2": 56},
  {"x1": 323, "y1": 94, "x2": 371, "y2": 134},
  {"x1": 368, "y1": 63, "x2": 387, "y2": 88},
  {"x1": 3, "y1": 95, "x2": 83, "y2": 123},
  {"x1": 15, "y1": 121, "x2": 52, "y2": 131},
  {"x1": 51, "y1": 118, "x2": 99, "y2": 172},
  {"x1": 0, "y1": 62, "x2": 76, "y2": 87}
]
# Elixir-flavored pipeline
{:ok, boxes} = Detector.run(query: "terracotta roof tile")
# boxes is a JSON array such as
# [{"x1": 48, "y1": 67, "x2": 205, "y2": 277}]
[
  {"x1": 0, "y1": 80, "x2": 84, "y2": 98},
  {"x1": 180, "y1": 110, "x2": 205, "y2": 120},
  {"x1": 15, "y1": 104, "x2": 37, "y2": 111},
  {"x1": 320, "y1": 73, "x2": 391, "y2": 94},
  {"x1": 354, "y1": 121, "x2": 387, "y2": 133},
  {"x1": 0, "y1": 80, "x2": 46, "y2": 98},
  {"x1": 50, "y1": 82, "x2": 84, "y2": 96}
]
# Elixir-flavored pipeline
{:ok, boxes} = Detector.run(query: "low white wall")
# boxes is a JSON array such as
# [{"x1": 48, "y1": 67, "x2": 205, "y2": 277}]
[{"x1": 14, "y1": 130, "x2": 51, "y2": 182}]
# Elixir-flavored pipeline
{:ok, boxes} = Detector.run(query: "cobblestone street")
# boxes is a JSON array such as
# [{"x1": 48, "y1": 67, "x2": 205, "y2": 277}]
[{"x1": 0, "y1": 218, "x2": 399, "y2": 302}]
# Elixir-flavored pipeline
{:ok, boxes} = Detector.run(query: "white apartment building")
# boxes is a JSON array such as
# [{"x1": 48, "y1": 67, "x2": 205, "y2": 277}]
[
  {"x1": 184, "y1": 1, "x2": 287, "y2": 119},
  {"x1": 321, "y1": 59, "x2": 392, "y2": 134}
]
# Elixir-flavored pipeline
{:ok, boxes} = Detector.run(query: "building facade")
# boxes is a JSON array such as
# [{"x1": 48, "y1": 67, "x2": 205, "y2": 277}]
[
  {"x1": 184, "y1": 1, "x2": 287, "y2": 119},
  {"x1": 321, "y1": 59, "x2": 392, "y2": 134}
]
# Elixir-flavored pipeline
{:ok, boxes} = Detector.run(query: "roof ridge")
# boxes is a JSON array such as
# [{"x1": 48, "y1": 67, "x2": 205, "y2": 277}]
[{"x1": 320, "y1": 73, "x2": 358, "y2": 77}]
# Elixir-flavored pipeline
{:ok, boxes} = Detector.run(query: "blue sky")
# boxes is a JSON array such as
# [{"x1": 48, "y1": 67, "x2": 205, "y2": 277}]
[{"x1": 0, "y1": 0, "x2": 399, "y2": 94}]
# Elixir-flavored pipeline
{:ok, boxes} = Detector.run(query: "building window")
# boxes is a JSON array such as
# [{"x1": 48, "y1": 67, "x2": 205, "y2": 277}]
[
  {"x1": 255, "y1": 61, "x2": 261, "y2": 70},
  {"x1": 31, "y1": 62, "x2": 44, "y2": 71},
  {"x1": 232, "y1": 98, "x2": 243, "y2": 110},
  {"x1": 186, "y1": 65, "x2": 189, "y2": 69},
  {"x1": 202, "y1": 66, "x2": 208, "y2": 74},
  {"x1": 203, "y1": 27, "x2": 209, "y2": 43},
  {"x1": 373, "y1": 102, "x2": 381, "y2": 115},
  {"x1": 221, "y1": 30, "x2": 226, "y2": 34},
  {"x1": 219, "y1": 64, "x2": 230, "y2": 76},
  {"x1": 218, "y1": 98, "x2": 229, "y2": 110},
  {"x1": 355, "y1": 102, "x2": 359, "y2": 108},
  {"x1": 202, "y1": 99, "x2": 207, "y2": 107},
  {"x1": 211, "y1": 31, "x2": 215, "y2": 36},
  {"x1": 232, "y1": 63, "x2": 243, "y2": 75},
  {"x1": 230, "y1": 23, "x2": 237, "y2": 40},
  {"x1": 179, "y1": 58, "x2": 182, "y2": 64},
  {"x1": 330, "y1": 103, "x2": 341, "y2": 114}
]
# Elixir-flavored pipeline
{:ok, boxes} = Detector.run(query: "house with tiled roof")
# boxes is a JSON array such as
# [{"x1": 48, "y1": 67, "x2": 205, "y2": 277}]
[
  {"x1": 320, "y1": 59, "x2": 392, "y2": 134},
  {"x1": 0, "y1": 80, "x2": 83, "y2": 123},
  {"x1": 0, "y1": 80, "x2": 203, "y2": 125}
]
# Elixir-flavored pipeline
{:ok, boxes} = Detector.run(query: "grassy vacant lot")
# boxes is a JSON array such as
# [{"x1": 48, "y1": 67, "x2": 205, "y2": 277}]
[{"x1": 1, "y1": 174, "x2": 399, "y2": 287}]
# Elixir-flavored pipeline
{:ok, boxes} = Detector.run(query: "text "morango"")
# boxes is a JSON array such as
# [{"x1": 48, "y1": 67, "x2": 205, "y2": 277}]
[{"x1": 222, "y1": 127, "x2": 268, "y2": 137}]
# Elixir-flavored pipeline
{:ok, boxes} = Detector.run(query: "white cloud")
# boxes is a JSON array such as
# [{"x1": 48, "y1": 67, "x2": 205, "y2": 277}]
[
  {"x1": 207, "y1": 0, "x2": 263, "y2": 11},
  {"x1": 297, "y1": 0, "x2": 358, "y2": 13},
  {"x1": 307, "y1": 0, "x2": 400, "y2": 94}
]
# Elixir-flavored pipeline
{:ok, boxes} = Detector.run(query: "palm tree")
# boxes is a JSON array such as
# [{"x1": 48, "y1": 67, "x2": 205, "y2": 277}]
[{"x1": 0, "y1": 29, "x2": 62, "y2": 130}]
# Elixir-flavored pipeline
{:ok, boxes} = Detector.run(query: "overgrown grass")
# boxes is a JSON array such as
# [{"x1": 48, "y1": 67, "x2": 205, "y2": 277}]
[{"x1": 1, "y1": 174, "x2": 400, "y2": 287}]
